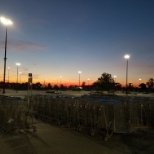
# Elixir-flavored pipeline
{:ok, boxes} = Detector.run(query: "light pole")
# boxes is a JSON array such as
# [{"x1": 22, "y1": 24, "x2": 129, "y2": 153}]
[
  {"x1": 59, "y1": 76, "x2": 62, "y2": 85},
  {"x1": 44, "y1": 78, "x2": 46, "y2": 87},
  {"x1": 87, "y1": 78, "x2": 90, "y2": 86},
  {"x1": 114, "y1": 75, "x2": 117, "y2": 82},
  {"x1": 0, "y1": 16, "x2": 13, "y2": 94},
  {"x1": 139, "y1": 78, "x2": 142, "y2": 86},
  {"x1": 16, "y1": 63, "x2": 20, "y2": 93},
  {"x1": 16, "y1": 63, "x2": 21, "y2": 83},
  {"x1": 114, "y1": 76, "x2": 117, "y2": 91},
  {"x1": 78, "y1": 71, "x2": 82, "y2": 87},
  {"x1": 124, "y1": 54, "x2": 130, "y2": 95},
  {"x1": 87, "y1": 78, "x2": 90, "y2": 90},
  {"x1": 8, "y1": 67, "x2": 10, "y2": 82},
  {"x1": 19, "y1": 72, "x2": 22, "y2": 83}
]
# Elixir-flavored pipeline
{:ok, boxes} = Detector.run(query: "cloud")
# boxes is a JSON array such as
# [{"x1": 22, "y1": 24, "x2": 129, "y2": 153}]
[{"x1": 0, "y1": 40, "x2": 47, "y2": 52}]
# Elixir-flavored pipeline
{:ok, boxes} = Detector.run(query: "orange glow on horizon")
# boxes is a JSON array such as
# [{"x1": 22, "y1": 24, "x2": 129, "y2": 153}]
[{"x1": 0, "y1": 70, "x2": 147, "y2": 87}]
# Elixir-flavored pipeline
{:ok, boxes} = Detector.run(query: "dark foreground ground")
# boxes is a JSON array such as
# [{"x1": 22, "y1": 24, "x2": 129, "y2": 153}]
[
  {"x1": 0, "y1": 90, "x2": 154, "y2": 154},
  {"x1": 0, "y1": 119, "x2": 154, "y2": 154}
]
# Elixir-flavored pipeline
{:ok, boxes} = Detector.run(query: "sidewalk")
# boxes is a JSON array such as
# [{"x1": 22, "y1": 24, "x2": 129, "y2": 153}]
[{"x1": 0, "y1": 120, "x2": 132, "y2": 154}]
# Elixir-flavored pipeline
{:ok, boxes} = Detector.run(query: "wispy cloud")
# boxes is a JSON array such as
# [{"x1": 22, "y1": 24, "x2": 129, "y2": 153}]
[{"x1": 0, "y1": 40, "x2": 47, "y2": 52}]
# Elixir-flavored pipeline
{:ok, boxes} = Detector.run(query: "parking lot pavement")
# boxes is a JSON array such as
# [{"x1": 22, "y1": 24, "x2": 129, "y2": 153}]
[
  {"x1": 3, "y1": 89, "x2": 90, "y2": 98},
  {"x1": 3, "y1": 89, "x2": 154, "y2": 98}
]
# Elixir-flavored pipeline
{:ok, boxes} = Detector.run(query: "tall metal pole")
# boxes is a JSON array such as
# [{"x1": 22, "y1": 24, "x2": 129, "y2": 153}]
[
  {"x1": 126, "y1": 59, "x2": 128, "y2": 94},
  {"x1": 79, "y1": 73, "x2": 80, "y2": 87},
  {"x1": 2, "y1": 27, "x2": 7, "y2": 94},
  {"x1": 8, "y1": 67, "x2": 10, "y2": 83},
  {"x1": 17, "y1": 65, "x2": 18, "y2": 83},
  {"x1": 20, "y1": 74, "x2": 21, "y2": 83}
]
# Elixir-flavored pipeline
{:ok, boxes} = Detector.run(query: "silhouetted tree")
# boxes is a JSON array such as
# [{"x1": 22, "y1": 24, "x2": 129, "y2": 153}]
[
  {"x1": 47, "y1": 83, "x2": 52, "y2": 89},
  {"x1": 60, "y1": 84, "x2": 67, "y2": 90},
  {"x1": 139, "y1": 83, "x2": 146, "y2": 90},
  {"x1": 93, "y1": 72, "x2": 115, "y2": 91},
  {"x1": 115, "y1": 83, "x2": 122, "y2": 90},
  {"x1": 82, "y1": 81, "x2": 86, "y2": 89},
  {"x1": 146, "y1": 78, "x2": 154, "y2": 90},
  {"x1": 53, "y1": 85, "x2": 59, "y2": 90},
  {"x1": 33, "y1": 82, "x2": 42, "y2": 90}
]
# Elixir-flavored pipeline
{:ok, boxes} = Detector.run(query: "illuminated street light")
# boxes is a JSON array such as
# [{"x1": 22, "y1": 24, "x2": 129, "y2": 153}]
[
  {"x1": 0, "y1": 16, "x2": 13, "y2": 25},
  {"x1": 16, "y1": 63, "x2": 21, "y2": 83},
  {"x1": 0, "y1": 16, "x2": 13, "y2": 94},
  {"x1": 78, "y1": 71, "x2": 82, "y2": 87},
  {"x1": 124, "y1": 54, "x2": 130, "y2": 95}
]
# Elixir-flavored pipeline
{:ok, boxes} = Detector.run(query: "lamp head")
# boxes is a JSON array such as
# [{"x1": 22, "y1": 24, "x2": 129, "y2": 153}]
[
  {"x1": 16, "y1": 63, "x2": 21, "y2": 66},
  {"x1": 124, "y1": 54, "x2": 130, "y2": 59},
  {"x1": 0, "y1": 16, "x2": 13, "y2": 26}
]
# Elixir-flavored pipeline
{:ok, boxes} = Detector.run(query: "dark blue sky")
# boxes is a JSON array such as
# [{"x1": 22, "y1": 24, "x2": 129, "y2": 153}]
[{"x1": 0, "y1": 0, "x2": 154, "y2": 85}]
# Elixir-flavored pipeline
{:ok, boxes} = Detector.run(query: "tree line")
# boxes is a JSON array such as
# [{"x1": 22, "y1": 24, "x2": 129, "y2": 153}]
[{"x1": 0, "y1": 72, "x2": 153, "y2": 92}]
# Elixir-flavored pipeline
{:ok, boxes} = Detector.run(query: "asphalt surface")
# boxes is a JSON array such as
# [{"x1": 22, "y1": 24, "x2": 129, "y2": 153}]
[{"x1": 2, "y1": 89, "x2": 154, "y2": 98}]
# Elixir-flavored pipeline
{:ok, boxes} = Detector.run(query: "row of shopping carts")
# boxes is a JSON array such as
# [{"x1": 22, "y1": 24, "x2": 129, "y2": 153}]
[
  {"x1": 29, "y1": 94, "x2": 154, "y2": 140},
  {"x1": 0, "y1": 95, "x2": 36, "y2": 134}
]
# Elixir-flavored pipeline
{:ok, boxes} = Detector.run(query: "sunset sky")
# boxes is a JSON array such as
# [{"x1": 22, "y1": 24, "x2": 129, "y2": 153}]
[{"x1": 0, "y1": 0, "x2": 154, "y2": 86}]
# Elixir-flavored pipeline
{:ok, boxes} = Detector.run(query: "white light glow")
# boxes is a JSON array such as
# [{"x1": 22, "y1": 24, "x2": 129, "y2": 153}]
[
  {"x1": 124, "y1": 54, "x2": 130, "y2": 59},
  {"x1": 0, "y1": 16, "x2": 13, "y2": 26},
  {"x1": 16, "y1": 63, "x2": 21, "y2": 66}
]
